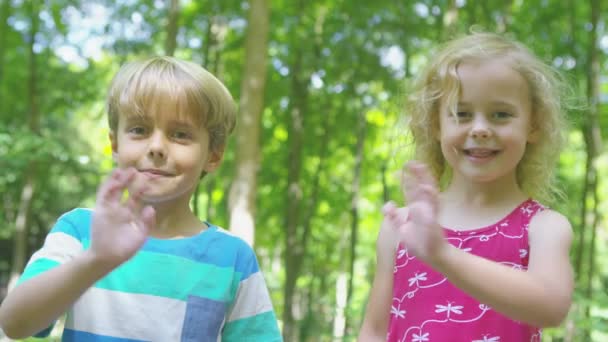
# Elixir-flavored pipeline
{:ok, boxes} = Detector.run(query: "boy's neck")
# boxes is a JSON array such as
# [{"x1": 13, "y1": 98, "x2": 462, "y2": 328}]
[{"x1": 147, "y1": 199, "x2": 206, "y2": 239}]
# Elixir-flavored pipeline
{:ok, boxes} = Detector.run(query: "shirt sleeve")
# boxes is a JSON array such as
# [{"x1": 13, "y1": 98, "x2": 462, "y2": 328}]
[
  {"x1": 15, "y1": 208, "x2": 89, "y2": 337},
  {"x1": 221, "y1": 245, "x2": 282, "y2": 341}
]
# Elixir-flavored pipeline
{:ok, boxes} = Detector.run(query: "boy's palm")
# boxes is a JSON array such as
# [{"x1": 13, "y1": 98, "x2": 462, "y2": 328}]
[{"x1": 90, "y1": 168, "x2": 155, "y2": 267}]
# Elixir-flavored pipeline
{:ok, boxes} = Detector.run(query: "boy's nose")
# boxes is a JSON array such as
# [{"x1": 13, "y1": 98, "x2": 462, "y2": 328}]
[{"x1": 147, "y1": 131, "x2": 167, "y2": 159}]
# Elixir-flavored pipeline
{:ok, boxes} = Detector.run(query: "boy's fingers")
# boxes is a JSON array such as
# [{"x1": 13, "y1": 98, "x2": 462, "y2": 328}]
[
  {"x1": 126, "y1": 190, "x2": 144, "y2": 216},
  {"x1": 139, "y1": 206, "x2": 156, "y2": 235},
  {"x1": 97, "y1": 170, "x2": 124, "y2": 203},
  {"x1": 103, "y1": 168, "x2": 137, "y2": 203}
]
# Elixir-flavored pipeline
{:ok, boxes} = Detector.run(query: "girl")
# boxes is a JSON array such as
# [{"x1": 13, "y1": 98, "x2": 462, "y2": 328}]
[{"x1": 359, "y1": 32, "x2": 574, "y2": 342}]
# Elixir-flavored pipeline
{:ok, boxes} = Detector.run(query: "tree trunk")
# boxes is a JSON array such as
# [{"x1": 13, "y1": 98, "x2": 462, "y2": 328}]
[
  {"x1": 228, "y1": 0, "x2": 270, "y2": 245},
  {"x1": 343, "y1": 109, "x2": 367, "y2": 338},
  {"x1": 0, "y1": 0, "x2": 10, "y2": 110},
  {"x1": 283, "y1": 64, "x2": 307, "y2": 342},
  {"x1": 194, "y1": 13, "x2": 226, "y2": 219},
  {"x1": 164, "y1": 0, "x2": 180, "y2": 56},
  {"x1": 581, "y1": 0, "x2": 602, "y2": 339},
  {"x1": 9, "y1": 0, "x2": 40, "y2": 291}
]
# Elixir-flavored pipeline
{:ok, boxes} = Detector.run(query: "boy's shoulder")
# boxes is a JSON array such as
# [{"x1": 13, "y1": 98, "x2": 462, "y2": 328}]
[
  {"x1": 204, "y1": 224, "x2": 257, "y2": 255},
  {"x1": 49, "y1": 207, "x2": 94, "y2": 237}
]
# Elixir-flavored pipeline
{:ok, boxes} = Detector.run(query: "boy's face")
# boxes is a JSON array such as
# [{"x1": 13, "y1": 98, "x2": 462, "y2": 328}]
[{"x1": 109, "y1": 100, "x2": 222, "y2": 204}]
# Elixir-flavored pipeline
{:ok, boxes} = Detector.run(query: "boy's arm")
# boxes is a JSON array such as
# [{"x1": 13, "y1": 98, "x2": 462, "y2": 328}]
[
  {"x1": 431, "y1": 209, "x2": 573, "y2": 327},
  {"x1": 0, "y1": 168, "x2": 154, "y2": 339},
  {"x1": 221, "y1": 247, "x2": 281, "y2": 341},
  {"x1": 358, "y1": 205, "x2": 401, "y2": 342},
  {"x1": 0, "y1": 251, "x2": 115, "y2": 338}
]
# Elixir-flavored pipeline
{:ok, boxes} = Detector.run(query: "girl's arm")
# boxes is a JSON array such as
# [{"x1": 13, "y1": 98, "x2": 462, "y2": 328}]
[
  {"x1": 397, "y1": 162, "x2": 573, "y2": 327},
  {"x1": 432, "y1": 209, "x2": 573, "y2": 327},
  {"x1": 358, "y1": 205, "x2": 404, "y2": 341}
]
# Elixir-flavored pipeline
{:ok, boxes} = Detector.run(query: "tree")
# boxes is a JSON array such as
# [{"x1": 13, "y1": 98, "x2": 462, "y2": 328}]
[{"x1": 228, "y1": 0, "x2": 270, "y2": 245}]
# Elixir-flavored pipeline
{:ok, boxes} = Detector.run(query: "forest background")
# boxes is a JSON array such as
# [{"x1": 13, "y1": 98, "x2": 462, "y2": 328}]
[{"x1": 0, "y1": 0, "x2": 607, "y2": 341}]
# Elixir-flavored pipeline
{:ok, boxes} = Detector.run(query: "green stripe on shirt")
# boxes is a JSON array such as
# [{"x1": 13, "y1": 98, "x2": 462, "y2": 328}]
[{"x1": 94, "y1": 250, "x2": 241, "y2": 301}]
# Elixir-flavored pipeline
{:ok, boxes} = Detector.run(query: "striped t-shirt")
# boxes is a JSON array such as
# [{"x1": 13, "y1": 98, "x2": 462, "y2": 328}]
[{"x1": 18, "y1": 208, "x2": 282, "y2": 341}]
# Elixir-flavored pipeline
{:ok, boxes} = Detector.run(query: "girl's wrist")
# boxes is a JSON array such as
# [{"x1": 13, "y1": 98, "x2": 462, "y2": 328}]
[{"x1": 429, "y1": 241, "x2": 454, "y2": 272}]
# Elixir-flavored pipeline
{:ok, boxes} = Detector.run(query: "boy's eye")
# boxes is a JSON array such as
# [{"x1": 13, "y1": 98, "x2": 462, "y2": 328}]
[
  {"x1": 128, "y1": 126, "x2": 147, "y2": 135},
  {"x1": 171, "y1": 130, "x2": 192, "y2": 140},
  {"x1": 492, "y1": 111, "x2": 512, "y2": 119}
]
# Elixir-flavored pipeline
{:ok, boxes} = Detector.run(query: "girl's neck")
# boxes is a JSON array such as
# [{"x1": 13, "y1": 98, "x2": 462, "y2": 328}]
[
  {"x1": 438, "y1": 174, "x2": 528, "y2": 231},
  {"x1": 442, "y1": 172, "x2": 527, "y2": 207}
]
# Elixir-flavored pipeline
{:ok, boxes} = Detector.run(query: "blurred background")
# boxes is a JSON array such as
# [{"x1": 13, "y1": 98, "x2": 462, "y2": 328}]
[{"x1": 0, "y1": 0, "x2": 607, "y2": 341}]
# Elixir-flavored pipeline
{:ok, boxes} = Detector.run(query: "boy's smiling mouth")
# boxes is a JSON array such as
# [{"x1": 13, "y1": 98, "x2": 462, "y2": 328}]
[{"x1": 138, "y1": 168, "x2": 174, "y2": 177}]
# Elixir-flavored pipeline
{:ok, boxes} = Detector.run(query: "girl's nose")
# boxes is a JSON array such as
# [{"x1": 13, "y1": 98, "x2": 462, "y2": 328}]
[{"x1": 470, "y1": 117, "x2": 491, "y2": 139}]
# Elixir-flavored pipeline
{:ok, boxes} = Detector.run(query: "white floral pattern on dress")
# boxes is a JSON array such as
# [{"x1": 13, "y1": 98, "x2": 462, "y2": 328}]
[{"x1": 387, "y1": 200, "x2": 546, "y2": 342}]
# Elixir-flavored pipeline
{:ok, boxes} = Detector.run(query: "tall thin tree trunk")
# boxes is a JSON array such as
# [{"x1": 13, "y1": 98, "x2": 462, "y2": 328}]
[
  {"x1": 283, "y1": 64, "x2": 307, "y2": 341},
  {"x1": 0, "y1": 0, "x2": 10, "y2": 110},
  {"x1": 343, "y1": 109, "x2": 367, "y2": 338},
  {"x1": 195, "y1": 13, "x2": 226, "y2": 219},
  {"x1": 9, "y1": 1, "x2": 40, "y2": 291},
  {"x1": 164, "y1": 0, "x2": 180, "y2": 56},
  {"x1": 581, "y1": 0, "x2": 602, "y2": 339},
  {"x1": 228, "y1": 0, "x2": 270, "y2": 245}
]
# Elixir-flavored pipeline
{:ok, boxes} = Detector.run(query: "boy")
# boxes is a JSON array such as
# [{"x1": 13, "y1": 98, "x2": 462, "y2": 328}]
[{"x1": 0, "y1": 56, "x2": 282, "y2": 341}]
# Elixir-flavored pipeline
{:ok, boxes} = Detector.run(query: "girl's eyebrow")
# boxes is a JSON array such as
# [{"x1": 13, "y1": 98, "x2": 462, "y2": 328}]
[{"x1": 457, "y1": 100, "x2": 518, "y2": 109}]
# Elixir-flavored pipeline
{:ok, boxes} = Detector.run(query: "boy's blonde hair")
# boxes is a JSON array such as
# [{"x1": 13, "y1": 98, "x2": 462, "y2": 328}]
[
  {"x1": 408, "y1": 32, "x2": 569, "y2": 202},
  {"x1": 107, "y1": 56, "x2": 236, "y2": 152}
]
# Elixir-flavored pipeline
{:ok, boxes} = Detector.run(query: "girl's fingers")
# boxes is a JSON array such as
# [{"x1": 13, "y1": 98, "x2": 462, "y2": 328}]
[{"x1": 383, "y1": 201, "x2": 397, "y2": 216}]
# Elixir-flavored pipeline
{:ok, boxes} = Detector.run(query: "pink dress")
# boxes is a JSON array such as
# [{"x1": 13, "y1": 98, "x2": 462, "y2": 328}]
[{"x1": 387, "y1": 199, "x2": 544, "y2": 342}]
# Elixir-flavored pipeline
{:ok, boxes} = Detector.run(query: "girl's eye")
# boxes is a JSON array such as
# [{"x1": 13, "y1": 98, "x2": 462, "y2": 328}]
[{"x1": 455, "y1": 111, "x2": 472, "y2": 120}]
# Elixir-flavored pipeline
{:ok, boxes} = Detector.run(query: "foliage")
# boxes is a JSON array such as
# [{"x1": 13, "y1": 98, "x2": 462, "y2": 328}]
[{"x1": 1, "y1": 0, "x2": 607, "y2": 341}]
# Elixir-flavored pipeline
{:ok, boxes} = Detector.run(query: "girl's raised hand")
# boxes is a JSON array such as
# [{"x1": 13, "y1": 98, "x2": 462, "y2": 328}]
[
  {"x1": 89, "y1": 168, "x2": 156, "y2": 268},
  {"x1": 386, "y1": 161, "x2": 447, "y2": 266}
]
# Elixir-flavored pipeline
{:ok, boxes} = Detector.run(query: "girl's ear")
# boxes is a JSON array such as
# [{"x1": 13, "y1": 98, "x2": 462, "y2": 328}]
[
  {"x1": 527, "y1": 118, "x2": 540, "y2": 143},
  {"x1": 527, "y1": 129, "x2": 540, "y2": 143}
]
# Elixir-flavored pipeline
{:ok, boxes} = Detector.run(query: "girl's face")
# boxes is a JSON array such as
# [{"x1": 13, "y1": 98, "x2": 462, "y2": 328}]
[{"x1": 438, "y1": 58, "x2": 537, "y2": 185}]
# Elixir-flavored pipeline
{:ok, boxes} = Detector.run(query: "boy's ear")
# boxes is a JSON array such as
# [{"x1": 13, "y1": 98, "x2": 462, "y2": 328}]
[
  {"x1": 109, "y1": 131, "x2": 118, "y2": 161},
  {"x1": 203, "y1": 147, "x2": 225, "y2": 173}
]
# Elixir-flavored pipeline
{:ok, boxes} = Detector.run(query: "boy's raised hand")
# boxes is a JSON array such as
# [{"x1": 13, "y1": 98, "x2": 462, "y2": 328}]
[
  {"x1": 89, "y1": 168, "x2": 155, "y2": 268},
  {"x1": 383, "y1": 161, "x2": 447, "y2": 266}
]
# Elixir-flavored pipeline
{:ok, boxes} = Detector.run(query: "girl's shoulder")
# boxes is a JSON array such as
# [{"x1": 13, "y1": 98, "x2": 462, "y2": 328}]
[{"x1": 527, "y1": 204, "x2": 573, "y2": 243}]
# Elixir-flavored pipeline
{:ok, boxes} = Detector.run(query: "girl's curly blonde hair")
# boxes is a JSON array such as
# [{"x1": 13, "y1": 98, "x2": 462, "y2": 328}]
[{"x1": 408, "y1": 32, "x2": 570, "y2": 203}]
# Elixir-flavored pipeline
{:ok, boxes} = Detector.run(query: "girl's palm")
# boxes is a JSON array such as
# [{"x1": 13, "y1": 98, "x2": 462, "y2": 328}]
[{"x1": 386, "y1": 162, "x2": 446, "y2": 265}]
